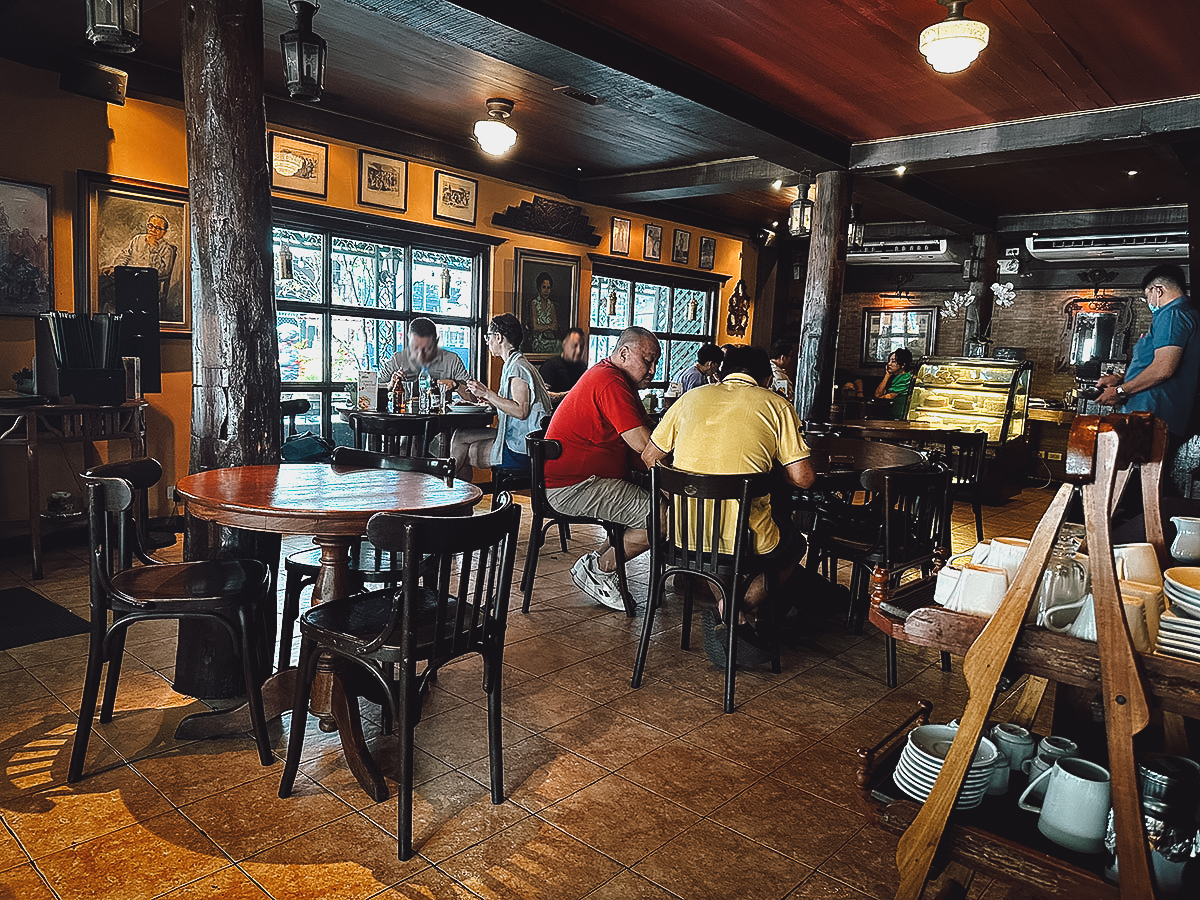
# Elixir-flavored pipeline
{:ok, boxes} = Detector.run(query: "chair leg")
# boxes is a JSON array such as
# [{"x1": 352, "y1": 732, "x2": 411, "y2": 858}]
[
  {"x1": 847, "y1": 565, "x2": 869, "y2": 634},
  {"x1": 278, "y1": 567, "x2": 311, "y2": 670},
  {"x1": 238, "y1": 607, "x2": 276, "y2": 767},
  {"x1": 520, "y1": 514, "x2": 546, "y2": 613},
  {"x1": 396, "y1": 664, "x2": 417, "y2": 860},
  {"x1": 484, "y1": 652, "x2": 505, "y2": 806},
  {"x1": 99, "y1": 622, "x2": 128, "y2": 722},
  {"x1": 940, "y1": 650, "x2": 952, "y2": 673},
  {"x1": 680, "y1": 578, "x2": 695, "y2": 650},
  {"x1": 278, "y1": 637, "x2": 320, "y2": 798},
  {"x1": 722, "y1": 586, "x2": 739, "y2": 713},
  {"x1": 608, "y1": 527, "x2": 635, "y2": 618},
  {"x1": 973, "y1": 495, "x2": 984, "y2": 543},
  {"x1": 558, "y1": 522, "x2": 570, "y2": 552},
  {"x1": 68, "y1": 622, "x2": 108, "y2": 784},
  {"x1": 885, "y1": 635, "x2": 899, "y2": 688},
  {"x1": 631, "y1": 576, "x2": 664, "y2": 689}
]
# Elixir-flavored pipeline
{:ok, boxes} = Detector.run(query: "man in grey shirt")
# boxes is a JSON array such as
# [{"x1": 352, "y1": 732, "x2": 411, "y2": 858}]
[{"x1": 378, "y1": 316, "x2": 469, "y2": 390}]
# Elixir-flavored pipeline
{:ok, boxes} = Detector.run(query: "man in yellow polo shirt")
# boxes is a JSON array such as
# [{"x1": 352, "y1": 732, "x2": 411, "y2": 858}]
[{"x1": 642, "y1": 345, "x2": 814, "y2": 666}]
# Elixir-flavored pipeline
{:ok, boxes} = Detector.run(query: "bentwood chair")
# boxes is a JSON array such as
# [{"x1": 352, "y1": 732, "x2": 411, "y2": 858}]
[
  {"x1": 277, "y1": 446, "x2": 456, "y2": 668},
  {"x1": 85, "y1": 457, "x2": 171, "y2": 554},
  {"x1": 938, "y1": 429, "x2": 988, "y2": 542},
  {"x1": 70, "y1": 461, "x2": 274, "y2": 782},
  {"x1": 348, "y1": 412, "x2": 436, "y2": 459},
  {"x1": 632, "y1": 465, "x2": 779, "y2": 713},
  {"x1": 521, "y1": 432, "x2": 633, "y2": 616},
  {"x1": 278, "y1": 495, "x2": 521, "y2": 860},
  {"x1": 279, "y1": 398, "x2": 310, "y2": 445}
]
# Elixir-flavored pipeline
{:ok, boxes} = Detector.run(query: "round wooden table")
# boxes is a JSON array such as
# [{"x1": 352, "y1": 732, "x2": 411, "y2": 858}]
[
  {"x1": 338, "y1": 404, "x2": 496, "y2": 454},
  {"x1": 832, "y1": 419, "x2": 962, "y2": 447}
]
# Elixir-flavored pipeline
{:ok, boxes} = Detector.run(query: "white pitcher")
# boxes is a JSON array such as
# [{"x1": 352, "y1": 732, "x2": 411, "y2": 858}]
[{"x1": 1170, "y1": 516, "x2": 1200, "y2": 562}]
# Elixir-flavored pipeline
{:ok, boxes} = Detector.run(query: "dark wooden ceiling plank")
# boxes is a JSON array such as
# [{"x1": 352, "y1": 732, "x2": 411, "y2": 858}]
[
  {"x1": 852, "y1": 176, "x2": 996, "y2": 235},
  {"x1": 996, "y1": 205, "x2": 1188, "y2": 235},
  {"x1": 578, "y1": 158, "x2": 805, "y2": 202}
]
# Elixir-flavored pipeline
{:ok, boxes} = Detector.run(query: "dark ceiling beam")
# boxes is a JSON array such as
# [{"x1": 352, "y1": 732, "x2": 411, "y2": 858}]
[
  {"x1": 853, "y1": 176, "x2": 997, "y2": 235},
  {"x1": 995, "y1": 205, "x2": 1188, "y2": 235},
  {"x1": 850, "y1": 96, "x2": 1200, "y2": 175},
  {"x1": 578, "y1": 158, "x2": 804, "y2": 202}
]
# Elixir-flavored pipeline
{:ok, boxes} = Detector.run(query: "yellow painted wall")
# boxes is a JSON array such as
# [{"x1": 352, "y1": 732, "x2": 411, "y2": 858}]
[{"x1": 0, "y1": 56, "x2": 749, "y2": 525}]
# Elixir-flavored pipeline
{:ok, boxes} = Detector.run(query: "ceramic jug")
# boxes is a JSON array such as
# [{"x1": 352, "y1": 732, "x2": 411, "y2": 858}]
[{"x1": 1170, "y1": 517, "x2": 1200, "y2": 562}]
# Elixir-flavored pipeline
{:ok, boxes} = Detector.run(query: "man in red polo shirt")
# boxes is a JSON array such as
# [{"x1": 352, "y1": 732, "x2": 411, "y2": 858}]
[{"x1": 545, "y1": 326, "x2": 659, "y2": 610}]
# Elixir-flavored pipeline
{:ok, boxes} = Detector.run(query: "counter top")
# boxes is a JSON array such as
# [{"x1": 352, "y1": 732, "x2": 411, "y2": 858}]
[{"x1": 1028, "y1": 408, "x2": 1075, "y2": 425}]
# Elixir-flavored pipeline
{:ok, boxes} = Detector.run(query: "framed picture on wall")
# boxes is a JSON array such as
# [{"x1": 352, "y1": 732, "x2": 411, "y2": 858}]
[
  {"x1": 514, "y1": 247, "x2": 579, "y2": 360},
  {"x1": 611, "y1": 216, "x2": 631, "y2": 256},
  {"x1": 269, "y1": 133, "x2": 328, "y2": 198},
  {"x1": 860, "y1": 306, "x2": 938, "y2": 367},
  {"x1": 0, "y1": 177, "x2": 53, "y2": 317},
  {"x1": 433, "y1": 170, "x2": 478, "y2": 225},
  {"x1": 698, "y1": 235, "x2": 716, "y2": 271},
  {"x1": 672, "y1": 229, "x2": 691, "y2": 265},
  {"x1": 358, "y1": 150, "x2": 407, "y2": 211},
  {"x1": 80, "y1": 172, "x2": 191, "y2": 333},
  {"x1": 644, "y1": 224, "x2": 663, "y2": 261}
]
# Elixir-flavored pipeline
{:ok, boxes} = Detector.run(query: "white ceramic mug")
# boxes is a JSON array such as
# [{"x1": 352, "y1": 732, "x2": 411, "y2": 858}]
[
  {"x1": 1113, "y1": 542, "x2": 1162, "y2": 587},
  {"x1": 1018, "y1": 757, "x2": 1111, "y2": 853},
  {"x1": 1022, "y1": 735, "x2": 1079, "y2": 801},
  {"x1": 990, "y1": 722, "x2": 1035, "y2": 772}
]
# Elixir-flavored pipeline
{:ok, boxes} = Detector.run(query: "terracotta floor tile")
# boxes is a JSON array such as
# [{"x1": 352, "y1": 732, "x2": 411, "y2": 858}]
[
  {"x1": 740, "y1": 683, "x2": 860, "y2": 737},
  {"x1": 541, "y1": 706, "x2": 673, "y2": 769},
  {"x1": 783, "y1": 662, "x2": 894, "y2": 714},
  {"x1": 130, "y1": 738, "x2": 280, "y2": 807},
  {"x1": 633, "y1": 818, "x2": 810, "y2": 900},
  {"x1": 0, "y1": 819, "x2": 30, "y2": 872},
  {"x1": 0, "y1": 863, "x2": 59, "y2": 899},
  {"x1": 540, "y1": 655, "x2": 644, "y2": 704},
  {"x1": 376, "y1": 865, "x2": 488, "y2": 899},
  {"x1": 786, "y1": 871, "x2": 877, "y2": 899},
  {"x1": 300, "y1": 740, "x2": 452, "y2": 809},
  {"x1": 539, "y1": 773, "x2": 700, "y2": 865},
  {"x1": 680, "y1": 712, "x2": 815, "y2": 773},
  {"x1": 818, "y1": 822, "x2": 903, "y2": 900},
  {"x1": 415, "y1": 702, "x2": 535, "y2": 770},
  {"x1": 155, "y1": 864, "x2": 273, "y2": 898},
  {"x1": 770, "y1": 742, "x2": 874, "y2": 812},
  {"x1": 503, "y1": 634, "x2": 594, "y2": 677},
  {"x1": 499, "y1": 677, "x2": 600, "y2": 732},
  {"x1": 437, "y1": 817, "x2": 623, "y2": 900},
  {"x1": 616, "y1": 740, "x2": 762, "y2": 815},
  {"x1": 604, "y1": 681, "x2": 724, "y2": 736},
  {"x1": 459, "y1": 735, "x2": 607, "y2": 813},
  {"x1": 580, "y1": 869, "x2": 685, "y2": 899}
]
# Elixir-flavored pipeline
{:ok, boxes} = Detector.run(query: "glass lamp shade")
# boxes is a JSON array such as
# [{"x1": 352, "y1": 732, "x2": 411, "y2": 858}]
[
  {"x1": 473, "y1": 119, "x2": 518, "y2": 156},
  {"x1": 86, "y1": 0, "x2": 141, "y2": 53},
  {"x1": 788, "y1": 195, "x2": 814, "y2": 238},
  {"x1": 847, "y1": 204, "x2": 865, "y2": 249},
  {"x1": 919, "y1": 18, "x2": 989, "y2": 73},
  {"x1": 281, "y1": 1, "x2": 326, "y2": 102}
]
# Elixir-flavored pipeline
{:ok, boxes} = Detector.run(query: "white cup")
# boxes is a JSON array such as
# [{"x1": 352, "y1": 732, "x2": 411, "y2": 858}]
[
  {"x1": 1113, "y1": 542, "x2": 1162, "y2": 587},
  {"x1": 990, "y1": 722, "x2": 1035, "y2": 772},
  {"x1": 944, "y1": 563, "x2": 1008, "y2": 617},
  {"x1": 1022, "y1": 736, "x2": 1079, "y2": 802},
  {"x1": 1018, "y1": 757, "x2": 1111, "y2": 854},
  {"x1": 988, "y1": 537, "x2": 1030, "y2": 583}
]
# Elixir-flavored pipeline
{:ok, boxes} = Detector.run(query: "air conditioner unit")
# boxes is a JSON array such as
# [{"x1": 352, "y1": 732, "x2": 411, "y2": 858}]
[
  {"x1": 846, "y1": 239, "x2": 959, "y2": 265},
  {"x1": 1025, "y1": 232, "x2": 1189, "y2": 262}
]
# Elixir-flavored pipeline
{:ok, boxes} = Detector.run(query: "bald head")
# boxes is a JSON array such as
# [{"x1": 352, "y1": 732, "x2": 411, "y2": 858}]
[{"x1": 610, "y1": 326, "x2": 660, "y2": 389}]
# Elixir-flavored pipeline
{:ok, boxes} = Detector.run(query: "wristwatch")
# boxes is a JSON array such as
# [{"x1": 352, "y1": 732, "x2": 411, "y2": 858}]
[{"x1": 1115, "y1": 384, "x2": 1127, "y2": 398}]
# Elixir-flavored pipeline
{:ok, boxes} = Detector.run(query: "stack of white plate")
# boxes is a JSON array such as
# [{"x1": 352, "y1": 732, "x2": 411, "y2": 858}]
[
  {"x1": 1159, "y1": 570, "x2": 1200, "y2": 662},
  {"x1": 892, "y1": 724, "x2": 998, "y2": 810},
  {"x1": 1164, "y1": 569, "x2": 1200, "y2": 619}
]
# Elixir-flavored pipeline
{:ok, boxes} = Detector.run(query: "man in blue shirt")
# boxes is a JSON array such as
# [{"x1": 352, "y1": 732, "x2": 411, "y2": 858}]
[
  {"x1": 678, "y1": 343, "x2": 723, "y2": 393},
  {"x1": 1097, "y1": 264, "x2": 1200, "y2": 455}
]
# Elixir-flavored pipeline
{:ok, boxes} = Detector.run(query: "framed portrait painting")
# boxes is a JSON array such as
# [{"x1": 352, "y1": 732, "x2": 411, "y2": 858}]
[
  {"x1": 0, "y1": 177, "x2": 53, "y2": 317},
  {"x1": 433, "y1": 170, "x2": 478, "y2": 226},
  {"x1": 358, "y1": 150, "x2": 407, "y2": 211},
  {"x1": 269, "y1": 133, "x2": 328, "y2": 198},
  {"x1": 698, "y1": 235, "x2": 716, "y2": 271},
  {"x1": 610, "y1": 216, "x2": 631, "y2": 256},
  {"x1": 860, "y1": 306, "x2": 938, "y2": 367},
  {"x1": 514, "y1": 248, "x2": 579, "y2": 360},
  {"x1": 80, "y1": 172, "x2": 191, "y2": 333},
  {"x1": 672, "y1": 229, "x2": 691, "y2": 265},
  {"x1": 644, "y1": 224, "x2": 663, "y2": 261}
]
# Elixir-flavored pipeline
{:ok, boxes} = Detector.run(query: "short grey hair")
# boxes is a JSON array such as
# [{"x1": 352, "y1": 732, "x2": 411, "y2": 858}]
[{"x1": 613, "y1": 326, "x2": 658, "y2": 356}]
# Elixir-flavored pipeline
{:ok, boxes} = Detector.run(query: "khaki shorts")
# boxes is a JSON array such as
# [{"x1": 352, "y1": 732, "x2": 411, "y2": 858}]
[{"x1": 546, "y1": 476, "x2": 651, "y2": 530}]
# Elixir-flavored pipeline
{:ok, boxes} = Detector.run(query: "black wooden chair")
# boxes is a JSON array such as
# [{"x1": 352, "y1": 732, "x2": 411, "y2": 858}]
[
  {"x1": 278, "y1": 494, "x2": 521, "y2": 860},
  {"x1": 938, "y1": 429, "x2": 988, "y2": 542},
  {"x1": 632, "y1": 465, "x2": 779, "y2": 713},
  {"x1": 280, "y1": 397, "x2": 310, "y2": 445},
  {"x1": 70, "y1": 461, "x2": 274, "y2": 782},
  {"x1": 521, "y1": 432, "x2": 634, "y2": 616},
  {"x1": 85, "y1": 457, "x2": 171, "y2": 554},
  {"x1": 277, "y1": 446, "x2": 457, "y2": 669},
  {"x1": 348, "y1": 412, "x2": 436, "y2": 458}
]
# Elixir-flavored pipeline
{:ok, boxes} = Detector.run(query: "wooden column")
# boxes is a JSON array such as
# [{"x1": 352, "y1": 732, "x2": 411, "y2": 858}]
[
  {"x1": 178, "y1": 0, "x2": 281, "y2": 698},
  {"x1": 963, "y1": 232, "x2": 999, "y2": 355},
  {"x1": 795, "y1": 170, "x2": 851, "y2": 423}
]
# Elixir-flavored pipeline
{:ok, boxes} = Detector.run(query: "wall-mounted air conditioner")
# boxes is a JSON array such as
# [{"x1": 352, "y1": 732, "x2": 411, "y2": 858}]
[
  {"x1": 1025, "y1": 232, "x2": 1189, "y2": 262},
  {"x1": 846, "y1": 239, "x2": 959, "y2": 266}
]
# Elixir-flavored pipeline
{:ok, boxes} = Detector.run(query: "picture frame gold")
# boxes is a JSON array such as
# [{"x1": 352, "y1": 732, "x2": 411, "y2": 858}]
[
  {"x1": 0, "y1": 177, "x2": 53, "y2": 317},
  {"x1": 514, "y1": 247, "x2": 579, "y2": 361},
  {"x1": 358, "y1": 150, "x2": 407, "y2": 211},
  {"x1": 610, "y1": 216, "x2": 631, "y2": 256},
  {"x1": 269, "y1": 132, "x2": 328, "y2": 198},
  {"x1": 433, "y1": 170, "x2": 478, "y2": 226}
]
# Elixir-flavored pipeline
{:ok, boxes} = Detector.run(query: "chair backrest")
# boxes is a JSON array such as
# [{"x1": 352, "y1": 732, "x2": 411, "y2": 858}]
[
  {"x1": 649, "y1": 464, "x2": 775, "y2": 583},
  {"x1": 939, "y1": 429, "x2": 988, "y2": 486},
  {"x1": 362, "y1": 493, "x2": 522, "y2": 663},
  {"x1": 83, "y1": 475, "x2": 139, "y2": 602},
  {"x1": 280, "y1": 398, "x2": 311, "y2": 444},
  {"x1": 84, "y1": 457, "x2": 163, "y2": 561},
  {"x1": 348, "y1": 413, "x2": 436, "y2": 458},
  {"x1": 525, "y1": 431, "x2": 563, "y2": 517},
  {"x1": 858, "y1": 463, "x2": 953, "y2": 570},
  {"x1": 330, "y1": 445, "x2": 454, "y2": 484}
]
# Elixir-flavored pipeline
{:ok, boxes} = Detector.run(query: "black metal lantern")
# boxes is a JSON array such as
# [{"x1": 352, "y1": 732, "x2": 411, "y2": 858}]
[
  {"x1": 86, "y1": 0, "x2": 141, "y2": 53},
  {"x1": 280, "y1": 0, "x2": 326, "y2": 103},
  {"x1": 788, "y1": 174, "x2": 814, "y2": 239},
  {"x1": 847, "y1": 203, "x2": 865, "y2": 250}
]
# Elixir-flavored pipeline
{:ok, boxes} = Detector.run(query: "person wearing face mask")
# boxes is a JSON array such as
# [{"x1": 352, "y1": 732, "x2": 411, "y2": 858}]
[
  {"x1": 539, "y1": 326, "x2": 588, "y2": 405},
  {"x1": 1096, "y1": 265, "x2": 1200, "y2": 459}
]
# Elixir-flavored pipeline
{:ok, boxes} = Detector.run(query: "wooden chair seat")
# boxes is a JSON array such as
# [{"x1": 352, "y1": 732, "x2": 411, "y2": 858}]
[{"x1": 111, "y1": 558, "x2": 268, "y2": 607}]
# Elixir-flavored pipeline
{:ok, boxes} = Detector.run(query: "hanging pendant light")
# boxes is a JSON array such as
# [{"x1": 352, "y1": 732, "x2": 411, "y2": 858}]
[
  {"x1": 473, "y1": 99, "x2": 518, "y2": 156},
  {"x1": 277, "y1": 239, "x2": 294, "y2": 281},
  {"x1": 85, "y1": 0, "x2": 141, "y2": 53},
  {"x1": 788, "y1": 172, "x2": 814, "y2": 238},
  {"x1": 281, "y1": 0, "x2": 327, "y2": 102},
  {"x1": 919, "y1": 0, "x2": 989, "y2": 74},
  {"x1": 607, "y1": 289, "x2": 619, "y2": 318},
  {"x1": 440, "y1": 264, "x2": 452, "y2": 299}
]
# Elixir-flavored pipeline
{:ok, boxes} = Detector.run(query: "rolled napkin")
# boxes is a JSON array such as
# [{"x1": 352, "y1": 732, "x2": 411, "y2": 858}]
[
  {"x1": 934, "y1": 542, "x2": 991, "y2": 606},
  {"x1": 944, "y1": 563, "x2": 1009, "y2": 617},
  {"x1": 988, "y1": 537, "x2": 1030, "y2": 584}
]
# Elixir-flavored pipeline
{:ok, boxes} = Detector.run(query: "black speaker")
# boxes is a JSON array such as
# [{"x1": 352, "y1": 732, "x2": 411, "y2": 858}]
[{"x1": 114, "y1": 266, "x2": 162, "y2": 393}]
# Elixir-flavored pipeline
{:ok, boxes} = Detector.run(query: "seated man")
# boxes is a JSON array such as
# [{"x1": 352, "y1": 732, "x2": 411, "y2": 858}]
[
  {"x1": 539, "y1": 326, "x2": 588, "y2": 405},
  {"x1": 769, "y1": 338, "x2": 797, "y2": 402},
  {"x1": 545, "y1": 326, "x2": 660, "y2": 610},
  {"x1": 643, "y1": 345, "x2": 815, "y2": 665},
  {"x1": 378, "y1": 316, "x2": 469, "y2": 394},
  {"x1": 678, "y1": 343, "x2": 723, "y2": 393}
]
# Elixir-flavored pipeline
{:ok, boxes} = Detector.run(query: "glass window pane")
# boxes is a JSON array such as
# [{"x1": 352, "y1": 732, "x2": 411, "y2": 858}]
[
  {"x1": 590, "y1": 276, "x2": 631, "y2": 328},
  {"x1": 430, "y1": 323, "x2": 473, "y2": 371},
  {"x1": 589, "y1": 333, "x2": 618, "y2": 363},
  {"x1": 633, "y1": 283, "x2": 665, "y2": 330},
  {"x1": 277, "y1": 311, "x2": 323, "y2": 382},
  {"x1": 331, "y1": 237, "x2": 405, "y2": 310},
  {"x1": 273, "y1": 228, "x2": 322, "y2": 304},
  {"x1": 412, "y1": 249, "x2": 473, "y2": 319},
  {"x1": 281, "y1": 390, "x2": 322, "y2": 434},
  {"x1": 671, "y1": 289, "x2": 706, "y2": 335},
  {"x1": 331, "y1": 314, "x2": 399, "y2": 382},
  {"x1": 666, "y1": 339, "x2": 702, "y2": 384}
]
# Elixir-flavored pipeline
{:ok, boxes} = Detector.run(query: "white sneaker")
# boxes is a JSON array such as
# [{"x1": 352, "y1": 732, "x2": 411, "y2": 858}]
[{"x1": 570, "y1": 552, "x2": 626, "y2": 611}]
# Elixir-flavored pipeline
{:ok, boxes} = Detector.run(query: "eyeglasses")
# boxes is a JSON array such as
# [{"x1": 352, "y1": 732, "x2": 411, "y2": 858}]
[
  {"x1": 146, "y1": 223, "x2": 166, "y2": 232},
  {"x1": 486, "y1": 331, "x2": 500, "y2": 340}
]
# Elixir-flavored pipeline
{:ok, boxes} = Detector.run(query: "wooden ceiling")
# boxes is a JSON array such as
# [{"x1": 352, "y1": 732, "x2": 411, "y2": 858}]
[{"x1": 7, "y1": 0, "x2": 1199, "y2": 239}]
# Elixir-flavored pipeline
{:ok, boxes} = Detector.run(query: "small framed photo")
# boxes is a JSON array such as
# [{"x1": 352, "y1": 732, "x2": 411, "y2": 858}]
[
  {"x1": 433, "y1": 170, "x2": 478, "y2": 226},
  {"x1": 644, "y1": 224, "x2": 663, "y2": 261},
  {"x1": 515, "y1": 248, "x2": 580, "y2": 361},
  {"x1": 358, "y1": 150, "x2": 407, "y2": 211},
  {"x1": 672, "y1": 229, "x2": 691, "y2": 265},
  {"x1": 269, "y1": 133, "x2": 328, "y2": 198},
  {"x1": 0, "y1": 177, "x2": 53, "y2": 317},
  {"x1": 610, "y1": 217, "x2": 631, "y2": 256},
  {"x1": 861, "y1": 306, "x2": 939, "y2": 367},
  {"x1": 698, "y1": 235, "x2": 716, "y2": 271},
  {"x1": 80, "y1": 172, "x2": 191, "y2": 333}
]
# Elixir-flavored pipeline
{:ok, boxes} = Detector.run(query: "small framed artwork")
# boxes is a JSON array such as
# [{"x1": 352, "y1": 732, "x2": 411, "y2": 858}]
[
  {"x1": 861, "y1": 306, "x2": 938, "y2": 367},
  {"x1": 644, "y1": 224, "x2": 663, "y2": 261},
  {"x1": 0, "y1": 177, "x2": 53, "y2": 317},
  {"x1": 433, "y1": 170, "x2": 478, "y2": 226},
  {"x1": 269, "y1": 133, "x2": 328, "y2": 198},
  {"x1": 514, "y1": 247, "x2": 580, "y2": 360},
  {"x1": 698, "y1": 235, "x2": 716, "y2": 271},
  {"x1": 358, "y1": 150, "x2": 407, "y2": 211},
  {"x1": 80, "y1": 172, "x2": 191, "y2": 333},
  {"x1": 610, "y1": 216, "x2": 631, "y2": 256},
  {"x1": 672, "y1": 229, "x2": 691, "y2": 265}
]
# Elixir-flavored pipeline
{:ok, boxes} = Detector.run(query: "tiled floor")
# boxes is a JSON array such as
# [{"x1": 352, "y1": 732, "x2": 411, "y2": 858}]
[{"x1": 0, "y1": 488, "x2": 1059, "y2": 899}]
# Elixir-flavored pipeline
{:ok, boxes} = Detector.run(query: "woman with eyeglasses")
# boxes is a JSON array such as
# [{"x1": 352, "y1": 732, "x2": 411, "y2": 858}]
[{"x1": 450, "y1": 314, "x2": 553, "y2": 481}]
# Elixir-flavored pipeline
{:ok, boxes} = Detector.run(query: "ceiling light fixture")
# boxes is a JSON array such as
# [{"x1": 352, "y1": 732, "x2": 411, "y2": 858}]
[
  {"x1": 788, "y1": 170, "x2": 814, "y2": 238},
  {"x1": 281, "y1": 0, "x2": 327, "y2": 102},
  {"x1": 474, "y1": 98, "x2": 518, "y2": 156},
  {"x1": 919, "y1": 0, "x2": 989, "y2": 74},
  {"x1": 771, "y1": 179, "x2": 783, "y2": 190},
  {"x1": 896, "y1": 165, "x2": 907, "y2": 175},
  {"x1": 85, "y1": 0, "x2": 141, "y2": 53}
]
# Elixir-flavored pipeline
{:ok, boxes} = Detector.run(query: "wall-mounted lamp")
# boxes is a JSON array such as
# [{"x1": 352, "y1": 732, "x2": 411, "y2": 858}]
[
  {"x1": 86, "y1": 0, "x2": 141, "y2": 53},
  {"x1": 787, "y1": 171, "x2": 814, "y2": 238},
  {"x1": 473, "y1": 98, "x2": 518, "y2": 156},
  {"x1": 607, "y1": 289, "x2": 619, "y2": 318},
  {"x1": 726, "y1": 280, "x2": 750, "y2": 338},
  {"x1": 847, "y1": 203, "x2": 865, "y2": 250},
  {"x1": 962, "y1": 255, "x2": 981, "y2": 281},
  {"x1": 688, "y1": 296, "x2": 699, "y2": 321},
  {"x1": 440, "y1": 264, "x2": 452, "y2": 299},
  {"x1": 281, "y1": 0, "x2": 327, "y2": 103},
  {"x1": 277, "y1": 239, "x2": 294, "y2": 281},
  {"x1": 919, "y1": 0, "x2": 989, "y2": 74}
]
